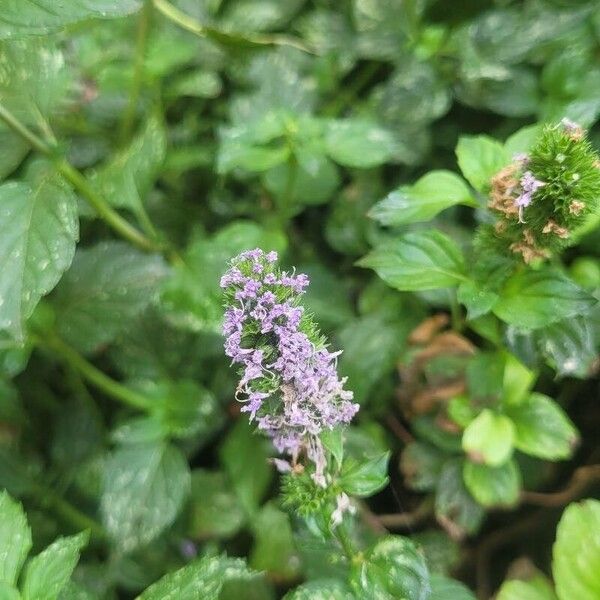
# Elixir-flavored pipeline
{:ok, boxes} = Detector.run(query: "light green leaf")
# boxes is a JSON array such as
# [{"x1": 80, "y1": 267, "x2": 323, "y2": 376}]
[
  {"x1": 462, "y1": 409, "x2": 515, "y2": 466},
  {"x1": 217, "y1": 136, "x2": 289, "y2": 174},
  {"x1": 553, "y1": 499, "x2": 600, "y2": 600},
  {"x1": 0, "y1": 491, "x2": 31, "y2": 585},
  {"x1": 0, "y1": 178, "x2": 78, "y2": 340},
  {"x1": 493, "y1": 269, "x2": 597, "y2": 330},
  {"x1": 358, "y1": 230, "x2": 467, "y2": 291},
  {"x1": 350, "y1": 536, "x2": 431, "y2": 600},
  {"x1": 456, "y1": 135, "x2": 508, "y2": 192},
  {"x1": 320, "y1": 427, "x2": 344, "y2": 470},
  {"x1": 0, "y1": 130, "x2": 28, "y2": 181},
  {"x1": 430, "y1": 574, "x2": 476, "y2": 600},
  {"x1": 22, "y1": 532, "x2": 88, "y2": 600},
  {"x1": 463, "y1": 459, "x2": 521, "y2": 508},
  {"x1": 370, "y1": 170, "x2": 475, "y2": 226},
  {"x1": 283, "y1": 579, "x2": 355, "y2": 600},
  {"x1": 325, "y1": 120, "x2": 396, "y2": 168},
  {"x1": 340, "y1": 452, "x2": 390, "y2": 497},
  {"x1": 506, "y1": 393, "x2": 578, "y2": 460},
  {"x1": 502, "y1": 353, "x2": 535, "y2": 406},
  {"x1": 457, "y1": 280, "x2": 499, "y2": 320},
  {"x1": 137, "y1": 554, "x2": 256, "y2": 600},
  {"x1": 0, "y1": 1, "x2": 140, "y2": 38},
  {"x1": 504, "y1": 124, "x2": 543, "y2": 157},
  {"x1": 498, "y1": 573, "x2": 558, "y2": 600},
  {"x1": 101, "y1": 442, "x2": 191, "y2": 552},
  {"x1": 53, "y1": 241, "x2": 168, "y2": 354}
]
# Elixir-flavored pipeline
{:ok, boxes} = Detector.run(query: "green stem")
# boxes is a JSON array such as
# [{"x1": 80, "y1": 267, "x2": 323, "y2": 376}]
[
  {"x1": 334, "y1": 523, "x2": 357, "y2": 562},
  {"x1": 41, "y1": 334, "x2": 153, "y2": 411},
  {"x1": 449, "y1": 288, "x2": 463, "y2": 332},
  {"x1": 0, "y1": 102, "x2": 160, "y2": 253},
  {"x1": 120, "y1": 0, "x2": 153, "y2": 143}
]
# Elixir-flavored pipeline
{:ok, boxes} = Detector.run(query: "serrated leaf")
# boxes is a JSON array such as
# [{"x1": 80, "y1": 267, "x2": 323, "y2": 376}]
[
  {"x1": 456, "y1": 135, "x2": 508, "y2": 192},
  {"x1": 463, "y1": 459, "x2": 521, "y2": 508},
  {"x1": 325, "y1": 120, "x2": 396, "y2": 168},
  {"x1": 493, "y1": 269, "x2": 597, "y2": 330},
  {"x1": 358, "y1": 230, "x2": 467, "y2": 291},
  {"x1": 370, "y1": 170, "x2": 475, "y2": 226},
  {"x1": 0, "y1": 178, "x2": 78, "y2": 340},
  {"x1": 0, "y1": 1, "x2": 141, "y2": 38},
  {"x1": 136, "y1": 554, "x2": 256, "y2": 600},
  {"x1": 506, "y1": 393, "x2": 578, "y2": 460},
  {"x1": 53, "y1": 241, "x2": 168, "y2": 353},
  {"x1": 340, "y1": 451, "x2": 390, "y2": 497},
  {"x1": 101, "y1": 442, "x2": 191, "y2": 552},
  {"x1": 22, "y1": 531, "x2": 89, "y2": 600},
  {"x1": 0, "y1": 491, "x2": 32, "y2": 585},
  {"x1": 350, "y1": 536, "x2": 431, "y2": 600},
  {"x1": 462, "y1": 409, "x2": 515, "y2": 466},
  {"x1": 553, "y1": 499, "x2": 600, "y2": 600}
]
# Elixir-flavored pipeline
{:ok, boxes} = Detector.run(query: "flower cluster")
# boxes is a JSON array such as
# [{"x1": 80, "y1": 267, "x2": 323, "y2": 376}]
[
  {"x1": 487, "y1": 119, "x2": 600, "y2": 263},
  {"x1": 221, "y1": 249, "x2": 359, "y2": 485}
]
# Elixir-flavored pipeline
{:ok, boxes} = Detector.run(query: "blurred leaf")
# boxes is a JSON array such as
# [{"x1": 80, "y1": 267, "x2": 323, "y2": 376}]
[
  {"x1": 0, "y1": 1, "x2": 141, "y2": 37},
  {"x1": 400, "y1": 442, "x2": 446, "y2": 492},
  {"x1": 457, "y1": 280, "x2": 499, "y2": 320},
  {"x1": 0, "y1": 491, "x2": 32, "y2": 585},
  {"x1": 412, "y1": 530, "x2": 460, "y2": 576},
  {"x1": 250, "y1": 502, "x2": 300, "y2": 582},
  {"x1": 283, "y1": 579, "x2": 355, "y2": 599},
  {"x1": 340, "y1": 451, "x2": 390, "y2": 497},
  {"x1": 161, "y1": 221, "x2": 286, "y2": 333},
  {"x1": 553, "y1": 499, "x2": 600, "y2": 600},
  {"x1": 188, "y1": 470, "x2": 245, "y2": 540},
  {"x1": 325, "y1": 120, "x2": 396, "y2": 168},
  {"x1": 358, "y1": 230, "x2": 467, "y2": 291},
  {"x1": 370, "y1": 171, "x2": 474, "y2": 226},
  {"x1": 502, "y1": 352, "x2": 535, "y2": 406},
  {"x1": 22, "y1": 531, "x2": 89, "y2": 600},
  {"x1": 456, "y1": 135, "x2": 508, "y2": 192},
  {"x1": 0, "y1": 130, "x2": 28, "y2": 181},
  {"x1": 320, "y1": 427, "x2": 344, "y2": 470},
  {"x1": 462, "y1": 409, "x2": 515, "y2": 466},
  {"x1": 430, "y1": 574, "x2": 476, "y2": 600},
  {"x1": 463, "y1": 459, "x2": 521, "y2": 508},
  {"x1": 498, "y1": 572, "x2": 558, "y2": 600},
  {"x1": 219, "y1": 419, "x2": 273, "y2": 516},
  {"x1": 101, "y1": 442, "x2": 191, "y2": 552},
  {"x1": 506, "y1": 393, "x2": 578, "y2": 460},
  {"x1": 53, "y1": 241, "x2": 168, "y2": 353},
  {"x1": 350, "y1": 536, "x2": 431, "y2": 600},
  {"x1": 0, "y1": 178, "x2": 78, "y2": 340},
  {"x1": 493, "y1": 269, "x2": 597, "y2": 330},
  {"x1": 137, "y1": 554, "x2": 256, "y2": 600}
]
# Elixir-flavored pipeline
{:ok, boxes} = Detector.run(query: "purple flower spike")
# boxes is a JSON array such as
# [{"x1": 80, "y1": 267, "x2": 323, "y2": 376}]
[
  {"x1": 221, "y1": 248, "x2": 359, "y2": 485},
  {"x1": 515, "y1": 170, "x2": 545, "y2": 223}
]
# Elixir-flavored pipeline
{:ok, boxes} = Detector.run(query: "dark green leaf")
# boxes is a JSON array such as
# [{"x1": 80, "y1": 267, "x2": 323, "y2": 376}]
[
  {"x1": 463, "y1": 459, "x2": 521, "y2": 508},
  {"x1": 340, "y1": 451, "x2": 390, "y2": 497}
]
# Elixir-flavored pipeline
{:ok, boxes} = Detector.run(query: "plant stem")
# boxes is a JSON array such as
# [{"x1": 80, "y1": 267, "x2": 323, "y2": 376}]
[
  {"x1": 120, "y1": 0, "x2": 153, "y2": 143},
  {"x1": 0, "y1": 102, "x2": 161, "y2": 253},
  {"x1": 41, "y1": 334, "x2": 153, "y2": 411},
  {"x1": 334, "y1": 523, "x2": 357, "y2": 562}
]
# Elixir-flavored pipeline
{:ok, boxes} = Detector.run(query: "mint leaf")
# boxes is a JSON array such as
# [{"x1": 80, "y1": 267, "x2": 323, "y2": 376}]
[
  {"x1": 462, "y1": 409, "x2": 515, "y2": 466},
  {"x1": 456, "y1": 135, "x2": 508, "y2": 192},
  {"x1": 340, "y1": 451, "x2": 390, "y2": 497},
  {"x1": 0, "y1": 491, "x2": 31, "y2": 585},
  {"x1": 463, "y1": 459, "x2": 521, "y2": 508}
]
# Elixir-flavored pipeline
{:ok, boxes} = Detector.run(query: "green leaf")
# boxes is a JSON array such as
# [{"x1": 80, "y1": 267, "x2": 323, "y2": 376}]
[
  {"x1": 161, "y1": 221, "x2": 286, "y2": 333},
  {"x1": 0, "y1": 177, "x2": 78, "y2": 340},
  {"x1": 502, "y1": 353, "x2": 535, "y2": 406},
  {"x1": 350, "y1": 536, "x2": 431, "y2": 600},
  {"x1": 463, "y1": 459, "x2": 521, "y2": 508},
  {"x1": 369, "y1": 170, "x2": 475, "y2": 226},
  {"x1": 498, "y1": 573, "x2": 558, "y2": 600},
  {"x1": 22, "y1": 532, "x2": 88, "y2": 600},
  {"x1": 456, "y1": 135, "x2": 508, "y2": 192},
  {"x1": 0, "y1": 582, "x2": 20, "y2": 599},
  {"x1": 217, "y1": 135, "x2": 289, "y2": 174},
  {"x1": 320, "y1": 428, "x2": 344, "y2": 470},
  {"x1": 340, "y1": 451, "x2": 390, "y2": 497},
  {"x1": 506, "y1": 393, "x2": 579, "y2": 460},
  {"x1": 101, "y1": 442, "x2": 191, "y2": 552},
  {"x1": 53, "y1": 241, "x2": 167, "y2": 354},
  {"x1": 504, "y1": 124, "x2": 543, "y2": 157},
  {"x1": 0, "y1": 1, "x2": 141, "y2": 38},
  {"x1": 219, "y1": 419, "x2": 273, "y2": 516},
  {"x1": 283, "y1": 579, "x2": 355, "y2": 599},
  {"x1": 553, "y1": 499, "x2": 600, "y2": 600},
  {"x1": 462, "y1": 409, "x2": 515, "y2": 466},
  {"x1": 188, "y1": 470, "x2": 245, "y2": 540},
  {"x1": 435, "y1": 460, "x2": 484, "y2": 539},
  {"x1": 430, "y1": 574, "x2": 476, "y2": 600},
  {"x1": 0, "y1": 130, "x2": 28, "y2": 181},
  {"x1": 0, "y1": 491, "x2": 31, "y2": 585},
  {"x1": 493, "y1": 269, "x2": 597, "y2": 330},
  {"x1": 358, "y1": 230, "x2": 466, "y2": 291},
  {"x1": 137, "y1": 554, "x2": 256, "y2": 600},
  {"x1": 325, "y1": 120, "x2": 396, "y2": 168},
  {"x1": 457, "y1": 280, "x2": 499, "y2": 320},
  {"x1": 400, "y1": 442, "x2": 446, "y2": 492},
  {"x1": 250, "y1": 503, "x2": 300, "y2": 582}
]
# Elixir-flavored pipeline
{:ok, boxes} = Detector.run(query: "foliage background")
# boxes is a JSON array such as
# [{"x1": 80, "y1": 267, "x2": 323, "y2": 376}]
[{"x1": 0, "y1": 0, "x2": 600, "y2": 598}]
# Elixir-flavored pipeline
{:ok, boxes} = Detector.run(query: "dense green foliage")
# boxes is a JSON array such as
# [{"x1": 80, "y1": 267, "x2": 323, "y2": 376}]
[{"x1": 0, "y1": 0, "x2": 599, "y2": 598}]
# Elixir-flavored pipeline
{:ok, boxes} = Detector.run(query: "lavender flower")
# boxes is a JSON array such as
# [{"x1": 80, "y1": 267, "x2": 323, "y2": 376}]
[
  {"x1": 515, "y1": 170, "x2": 545, "y2": 223},
  {"x1": 221, "y1": 249, "x2": 359, "y2": 485}
]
